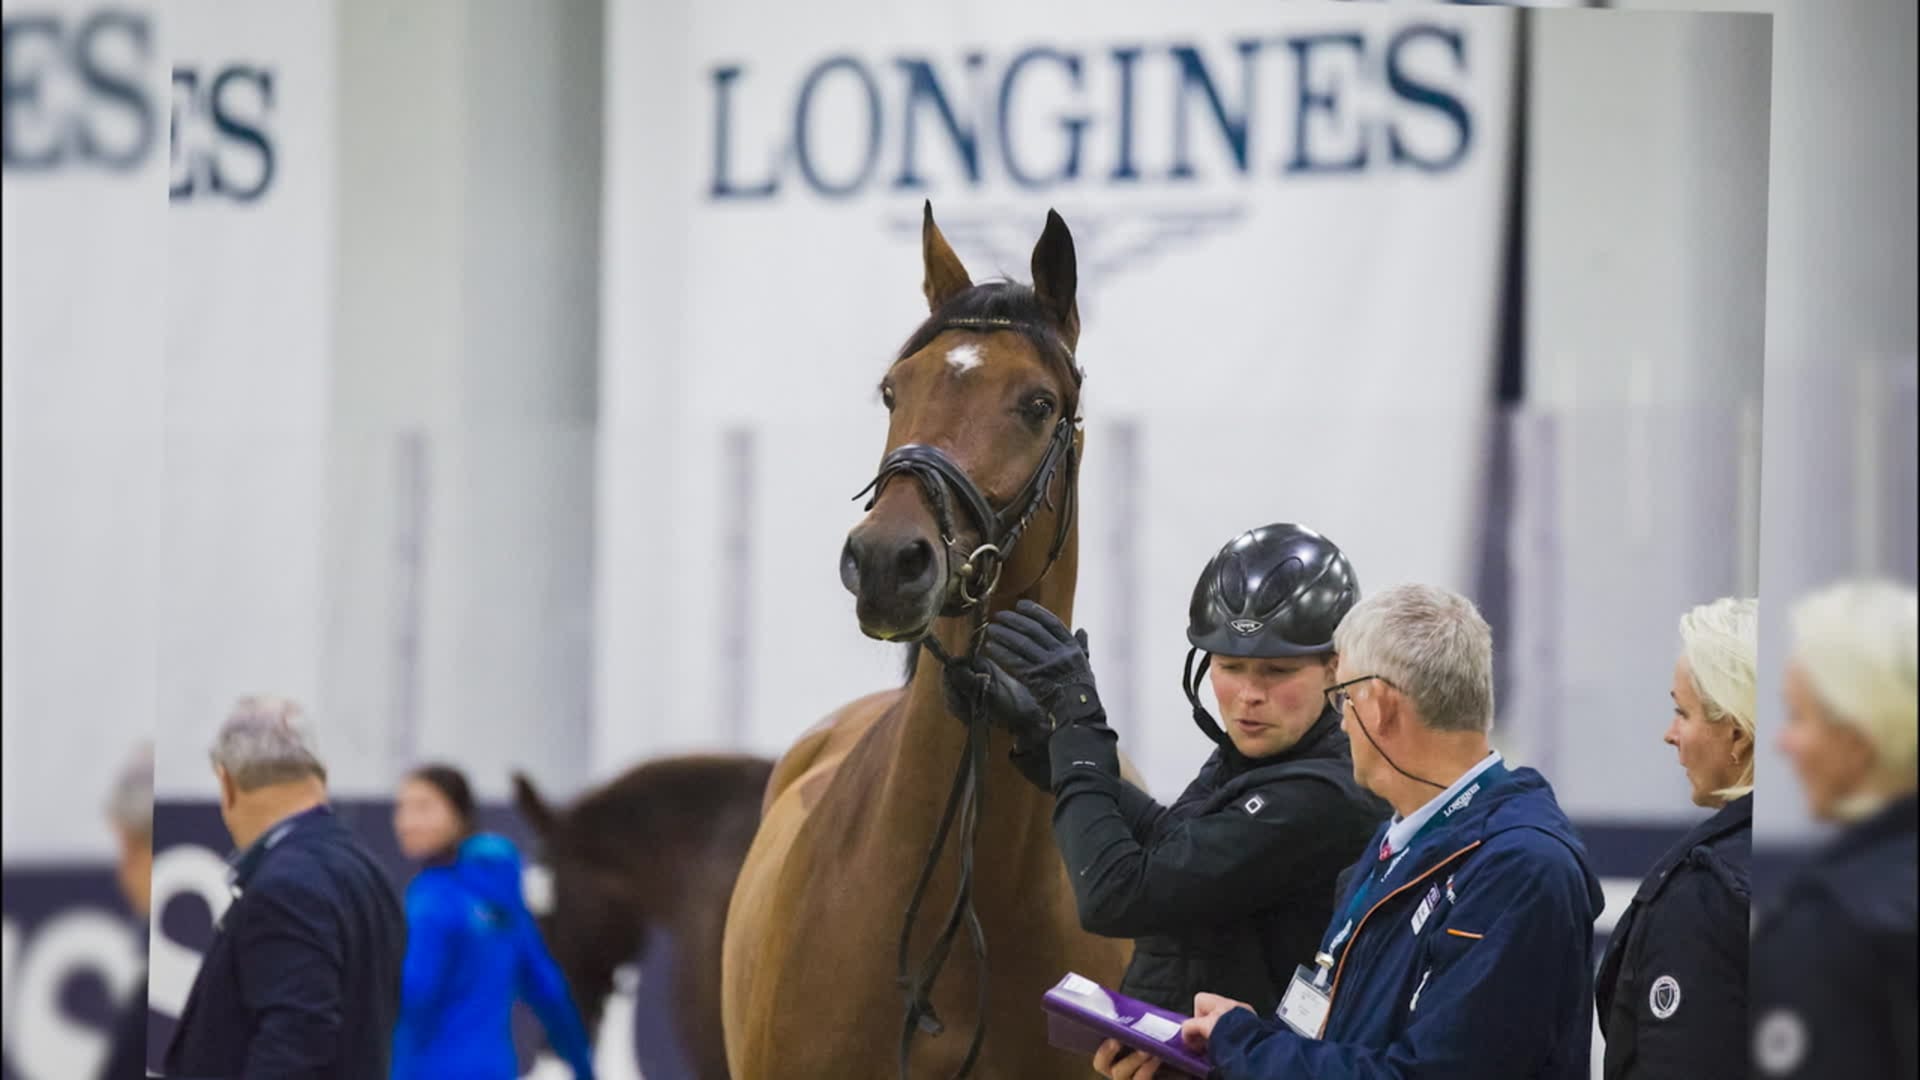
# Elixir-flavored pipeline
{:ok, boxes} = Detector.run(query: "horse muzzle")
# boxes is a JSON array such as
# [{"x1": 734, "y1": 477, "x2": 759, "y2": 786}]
[{"x1": 840, "y1": 523, "x2": 951, "y2": 640}]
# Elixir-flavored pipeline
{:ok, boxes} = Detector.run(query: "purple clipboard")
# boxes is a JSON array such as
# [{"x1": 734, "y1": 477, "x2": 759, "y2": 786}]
[{"x1": 1041, "y1": 972, "x2": 1213, "y2": 1078}]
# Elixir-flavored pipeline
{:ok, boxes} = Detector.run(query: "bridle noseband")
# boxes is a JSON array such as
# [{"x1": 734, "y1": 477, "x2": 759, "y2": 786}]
[
  {"x1": 853, "y1": 318, "x2": 1081, "y2": 616},
  {"x1": 849, "y1": 315, "x2": 1082, "y2": 1079}
]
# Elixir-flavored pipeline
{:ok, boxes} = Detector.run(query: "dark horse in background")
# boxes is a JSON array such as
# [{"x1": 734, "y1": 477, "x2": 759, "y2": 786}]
[{"x1": 514, "y1": 754, "x2": 773, "y2": 1080}]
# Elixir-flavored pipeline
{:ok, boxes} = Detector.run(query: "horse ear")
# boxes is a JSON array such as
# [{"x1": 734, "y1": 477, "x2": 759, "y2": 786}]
[
  {"x1": 1030, "y1": 209, "x2": 1079, "y2": 350},
  {"x1": 922, "y1": 200, "x2": 972, "y2": 312},
  {"x1": 512, "y1": 771, "x2": 557, "y2": 838}
]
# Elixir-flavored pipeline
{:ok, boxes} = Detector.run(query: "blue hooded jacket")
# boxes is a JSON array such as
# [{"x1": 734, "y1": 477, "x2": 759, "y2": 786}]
[
  {"x1": 1207, "y1": 763, "x2": 1604, "y2": 1079},
  {"x1": 392, "y1": 832, "x2": 595, "y2": 1080}
]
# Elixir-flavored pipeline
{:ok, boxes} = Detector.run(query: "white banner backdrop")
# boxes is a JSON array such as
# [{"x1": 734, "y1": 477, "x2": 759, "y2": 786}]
[
  {"x1": 599, "y1": 0, "x2": 1518, "y2": 799},
  {"x1": 1, "y1": 0, "x2": 170, "y2": 863},
  {"x1": 4, "y1": 2, "x2": 335, "y2": 1075},
  {"x1": 1, "y1": 1, "x2": 168, "y2": 1073},
  {"x1": 153, "y1": 0, "x2": 335, "y2": 798}
]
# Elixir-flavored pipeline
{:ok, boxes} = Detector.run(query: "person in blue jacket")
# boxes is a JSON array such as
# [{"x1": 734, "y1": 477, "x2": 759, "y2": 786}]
[
  {"x1": 1109, "y1": 584, "x2": 1603, "y2": 1080},
  {"x1": 391, "y1": 764, "x2": 596, "y2": 1080}
]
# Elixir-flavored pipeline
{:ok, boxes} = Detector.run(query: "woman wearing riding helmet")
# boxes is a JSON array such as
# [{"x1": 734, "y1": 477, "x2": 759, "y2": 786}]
[{"x1": 954, "y1": 523, "x2": 1389, "y2": 1049}]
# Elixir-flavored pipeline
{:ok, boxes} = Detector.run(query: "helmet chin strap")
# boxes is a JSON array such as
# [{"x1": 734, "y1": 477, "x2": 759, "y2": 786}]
[
  {"x1": 1180, "y1": 649, "x2": 1327, "y2": 767},
  {"x1": 1182, "y1": 648, "x2": 1236, "y2": 756}
]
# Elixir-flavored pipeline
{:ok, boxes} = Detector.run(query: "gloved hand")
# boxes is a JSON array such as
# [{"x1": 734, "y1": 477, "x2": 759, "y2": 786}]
[
  {"x1": 942, "y1": 654, "x2": 1055, "y2": 793},
  {"x1": 982, "y1": 599, "x2": 1105, "y2": 729}
]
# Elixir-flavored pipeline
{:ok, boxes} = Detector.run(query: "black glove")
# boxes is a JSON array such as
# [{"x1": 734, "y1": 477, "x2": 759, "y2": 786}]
[
  {"x1": 941, "y1": 655, "x2": 1055, "y2": 793},
  {"x1": 982, "y1": 599, "x2": 1105, "y2": 729}
]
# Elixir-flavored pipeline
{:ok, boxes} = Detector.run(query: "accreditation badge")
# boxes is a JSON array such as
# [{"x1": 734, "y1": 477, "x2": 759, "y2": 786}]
[{"x1": 1277, "y1": 956, "x2": 1335, "y2": 1039}]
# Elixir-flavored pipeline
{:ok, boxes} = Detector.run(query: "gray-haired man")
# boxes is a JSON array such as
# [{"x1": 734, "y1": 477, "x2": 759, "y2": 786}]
[
  {"x1": 1164, "y1": 585, "x2": 1605, "y2": 1080},
  {"x1": 162, "y1": 696, "x2": 406, "y2": 1080}
]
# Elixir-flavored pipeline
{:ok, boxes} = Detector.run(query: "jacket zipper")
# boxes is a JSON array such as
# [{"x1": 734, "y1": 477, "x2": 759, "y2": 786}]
[{"x1": 1325, "y1": 840, "x2": 1485, "y2": 1019}]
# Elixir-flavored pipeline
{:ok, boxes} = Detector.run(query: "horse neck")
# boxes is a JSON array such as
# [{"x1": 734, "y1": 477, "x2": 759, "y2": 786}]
[{"x1": 882, "y1": 531, "x2": 1080, "y2": 890}]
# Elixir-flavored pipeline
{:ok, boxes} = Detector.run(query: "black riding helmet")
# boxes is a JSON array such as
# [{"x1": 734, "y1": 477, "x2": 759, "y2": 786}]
[{"x1": 1182, "y1": 523, "x2": 1360, "y2": 757}]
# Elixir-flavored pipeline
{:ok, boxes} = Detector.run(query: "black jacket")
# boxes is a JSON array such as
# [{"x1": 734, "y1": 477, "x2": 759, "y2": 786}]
[
  {"x1": 1749, "y1": 793, "x2": 1917, "y2": 1079},
  {"x1": 163, "y1": 805, "x2": 407, "y2": 1080},
  {"x1": 1595, "y1": 793, "x2": 1751, "y2": 1080},
  {"x1": 98, "y1": 960, "x2": 147, "y2": 1080},
  {"x1": 1047, "y1": 708, "x2": 1389, "y2": 1016}
]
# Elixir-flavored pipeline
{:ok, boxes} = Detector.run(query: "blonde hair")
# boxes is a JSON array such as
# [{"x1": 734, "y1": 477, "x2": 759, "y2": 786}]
[
  {"x1": 1790, "y1": 580, "x2": 1918, "y2": 818},
  {"x1": 1679, "y1": 597, "x2": 1758, "y2": 800}
]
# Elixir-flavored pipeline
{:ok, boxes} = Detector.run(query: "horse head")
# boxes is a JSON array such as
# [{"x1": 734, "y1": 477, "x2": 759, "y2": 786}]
[{"x1": 841, "y1": 202, "x2": 1084, "y2": 641}]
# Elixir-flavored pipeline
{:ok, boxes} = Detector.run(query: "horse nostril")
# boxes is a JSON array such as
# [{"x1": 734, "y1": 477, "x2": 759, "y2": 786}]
[
  {"x1": 894, "y1": 538, "x2": 935, "y2": 585},
  {"x1": 840, "y1": 538, "x2": 863, "y2": 594}
]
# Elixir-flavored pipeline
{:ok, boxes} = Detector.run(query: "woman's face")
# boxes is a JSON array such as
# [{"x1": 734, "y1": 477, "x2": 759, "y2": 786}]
[
  {"x1": 1778, "y1": 661, "x2": 1877, "y2": 822},
  {"x1": 1665, "y1": 657, "x2": 1746, "y2": 807},
  {"x1": 393, "y1": 778, "x2": 464, "y2": 860},
  {"x1": 1210, "y1": 655, "x2": 1334, "y2": 759}
]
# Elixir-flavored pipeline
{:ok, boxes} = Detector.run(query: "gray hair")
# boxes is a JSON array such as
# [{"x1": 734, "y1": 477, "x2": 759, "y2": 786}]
[
  {"x1": 208, "y1": 695, "x2": 328, "y2": 791},
  {"x1": 1333, "y1": 584, "x2": 1495, "y2": 734},
  {"x1": 106, "y1": 741, "x2": 154, "y2": 841}
]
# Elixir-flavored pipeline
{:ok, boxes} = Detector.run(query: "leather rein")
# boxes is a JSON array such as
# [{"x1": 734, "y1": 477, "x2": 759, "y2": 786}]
[{"x1": 849, "y1": 315, "x2": 1082, "y2": 1078}]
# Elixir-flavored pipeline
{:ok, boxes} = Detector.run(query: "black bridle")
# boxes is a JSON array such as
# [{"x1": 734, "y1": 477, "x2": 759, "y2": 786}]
[{"x1": 849, "y1": 315, "x2": 1081, "y2": 1079}]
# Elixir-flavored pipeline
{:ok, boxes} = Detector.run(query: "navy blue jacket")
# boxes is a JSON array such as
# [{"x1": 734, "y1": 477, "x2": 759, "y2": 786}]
[
  {"x1": 1206, "y1": 763, "x2": 1603, "y2": 1079},
  {"x1": 1749, "y1": 793, "x2": 1917, "y2": 1079},
  {"x1": 163, "y1": 805, "x2": 406, "y2": 1080},
  {"x1": 392, "y1": 832, "x2": 595, "y2": 1079},
  {"x1": 1595, "y1": 793, "x2": 1750, "y2": 1080}
]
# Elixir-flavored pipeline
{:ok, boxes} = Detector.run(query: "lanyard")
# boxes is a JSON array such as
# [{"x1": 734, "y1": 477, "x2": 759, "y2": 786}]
[
  {"x1": 1312, "y1": 762, "x2": 1509, "y2": 984},
  {"x1": 1317, "y1": 810, "x2": 1445, "y2": 967}
]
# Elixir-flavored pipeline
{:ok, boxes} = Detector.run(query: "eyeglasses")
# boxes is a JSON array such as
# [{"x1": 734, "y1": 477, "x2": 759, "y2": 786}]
[{"x1": 1325, "y1": 675, "x2": 1397, "y2": 715}]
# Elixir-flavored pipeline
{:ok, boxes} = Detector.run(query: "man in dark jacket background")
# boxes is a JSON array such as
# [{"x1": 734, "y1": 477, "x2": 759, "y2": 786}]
[
  {"x1": 162, "y1": 696, "x2": 407, "y2": 1080},
  {"x1": 1163, "y1": 584, "x2": 1603, "y2": 1080},
  {"x1": 99, "y1": 742, "x2": 154, "y2": 1080},
  {"x1": 959, "y1": 523, "x2": 1389, "y2": 1071}
]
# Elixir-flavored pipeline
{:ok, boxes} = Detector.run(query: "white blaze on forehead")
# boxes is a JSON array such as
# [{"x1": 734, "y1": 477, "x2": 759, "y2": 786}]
[{"x1": 945, "y1": 343, "x2": 984, "y2": 374}]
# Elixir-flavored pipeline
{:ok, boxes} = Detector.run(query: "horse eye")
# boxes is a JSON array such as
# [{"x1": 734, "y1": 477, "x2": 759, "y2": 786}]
[
  {"x1": 1026, "y1": 395, "x2": 1055, "y2": 419},
  {"x1": 881, "y1": 385, "x2": 896, "y2": 410}
]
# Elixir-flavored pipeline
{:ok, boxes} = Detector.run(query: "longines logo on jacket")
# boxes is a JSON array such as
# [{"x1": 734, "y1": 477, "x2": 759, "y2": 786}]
[{"x1": 1443, "y1": 782, "x2": 1481, "y2": 818}]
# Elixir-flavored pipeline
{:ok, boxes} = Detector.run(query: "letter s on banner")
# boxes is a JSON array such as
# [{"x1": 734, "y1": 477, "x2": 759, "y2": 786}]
[
  {"x1": 2, "y1": 910, "x2": 141, "y2": 1080},
  {"x1": 147, "y1": 843, "x2": 235, "y2": 1018}
]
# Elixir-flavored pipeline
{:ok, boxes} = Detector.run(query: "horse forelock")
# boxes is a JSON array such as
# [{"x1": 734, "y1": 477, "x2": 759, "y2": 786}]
[{"x1": 895, "y1": 280, "x2": 1081, "y2": 392}]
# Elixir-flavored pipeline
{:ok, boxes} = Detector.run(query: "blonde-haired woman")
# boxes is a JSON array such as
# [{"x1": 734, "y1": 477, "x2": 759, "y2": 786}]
[
  {"x1": 1750, "y1": 579, "x2": 1916, "y2": 1079},
  {"x1": 1596, "y1": 597, "x2": 1756, "y2": 1080}
]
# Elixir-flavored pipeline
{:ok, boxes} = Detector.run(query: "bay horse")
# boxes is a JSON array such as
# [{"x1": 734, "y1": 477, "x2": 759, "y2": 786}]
[
  {"x1": 513, "y1": 753, "x2": 775, "y2": 1080},
  {"x1": 720, "y1": 204, "x2": 1132, "y2": 1079}
]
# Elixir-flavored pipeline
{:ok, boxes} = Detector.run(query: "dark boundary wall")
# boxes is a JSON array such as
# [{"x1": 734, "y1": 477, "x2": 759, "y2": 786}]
[
  {"x1": 127, "y1": 799, "x2": 691, "y2": 1079},
  {"x1": 7, "y1": 804, "x2": 1798, "y2": 1080}
]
